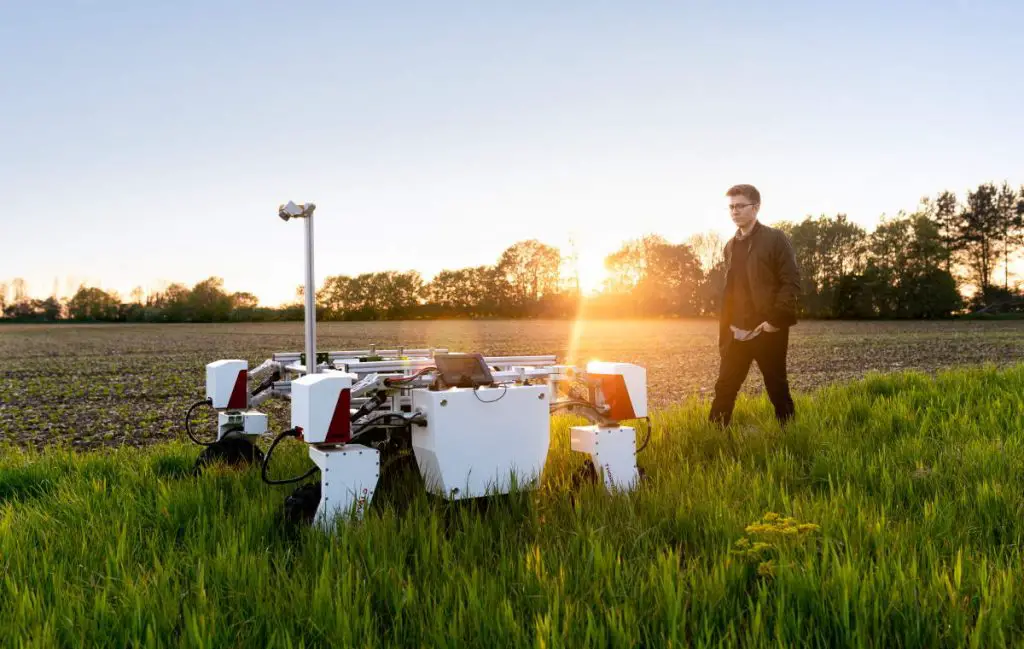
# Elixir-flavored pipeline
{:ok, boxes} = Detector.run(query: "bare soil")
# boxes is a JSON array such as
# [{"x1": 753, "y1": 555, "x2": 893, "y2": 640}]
[{"x1": 2, "y1": 319, "x2": 1022, "y2": 450}]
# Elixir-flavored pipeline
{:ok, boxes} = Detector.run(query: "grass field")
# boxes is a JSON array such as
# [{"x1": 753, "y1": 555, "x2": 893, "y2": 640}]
[{"x1": 3, "y1": 361, "x2": 1024, "y2": 648}]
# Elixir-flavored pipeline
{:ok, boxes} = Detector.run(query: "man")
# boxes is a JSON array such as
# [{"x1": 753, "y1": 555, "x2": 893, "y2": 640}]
[{"x1": 709, "y1": 184, "x2": 800, "y2": 428}]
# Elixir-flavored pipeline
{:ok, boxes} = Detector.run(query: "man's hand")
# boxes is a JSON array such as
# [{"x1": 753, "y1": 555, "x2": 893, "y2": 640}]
[{"x1": 759, "y1": 321, "x2": 780, "y2": 333}]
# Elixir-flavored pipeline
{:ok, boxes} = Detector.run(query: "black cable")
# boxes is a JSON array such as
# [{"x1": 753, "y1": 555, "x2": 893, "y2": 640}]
[
  {"x1": 549, "y1": 399, "x2": 608, "y2": 419},
  {"x1": 261, "y1": 427, "x2": 319, "y2": 485},
  {"x1": 350, "y1": 391, "x2": 387, "y2": 422},
  {"x1": 349, "y1": 413, "x2": 410, "y2": 444},
  {"x1": 251, "y1": 370, "x2": 281, "y2": 397},
  {"x1": 550, "y1": 399, "x2": 652, "y2": 454},
  {"x1": 408, "y1": 413, "x2": 427, "y2": 427},
  {"x1": 262, "y1": 414, "x2": 409, "y2": 486},
  {"x1": 185, "y1": 398, "x2": 217, "y2": 447},
  {"x1": 473, "y1": 384, "x2": 507, "y2": 403},
  {"x1": 384, "y1": 366, "x2": 437, "y2": 386},
  {"x1": 636, "y1": 416, "x2": 652, "y2": 454}
]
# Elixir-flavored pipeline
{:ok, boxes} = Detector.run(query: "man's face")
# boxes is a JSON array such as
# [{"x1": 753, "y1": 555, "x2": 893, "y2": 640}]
[{"x1": 728, "y1": 195, "x2": 760, "y2": 230}]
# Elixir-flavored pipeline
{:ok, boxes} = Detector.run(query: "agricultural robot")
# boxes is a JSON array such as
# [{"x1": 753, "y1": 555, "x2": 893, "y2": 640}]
[{"x1": 184, "y1": 201, "x2": 650, "y2": 528}]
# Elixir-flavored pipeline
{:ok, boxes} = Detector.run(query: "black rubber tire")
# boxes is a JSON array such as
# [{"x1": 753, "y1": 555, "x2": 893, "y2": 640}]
[
  {"x1": 570, "y1": 458, "x2": 599, "y2": 491},
  {"x1": 377, "y1": 450, "x2": 418, "y2": 489},
  {"x1": 570, "y1": 461, "x2": 646, "y2": 491},
  {"x1": 193, "y1": 436, "x2": 265, "y2": 474},
  {"x1": 283, "y1": 481, "x2": 322, "y2": 525},
  {"x1": 371, "y1": 450, "x2": 422, "y2": 514}
]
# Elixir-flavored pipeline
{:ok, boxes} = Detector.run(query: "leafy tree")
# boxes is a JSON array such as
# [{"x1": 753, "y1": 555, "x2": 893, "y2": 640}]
[
  {"x1": 373, "y1": 270, "x2": 424, "y2": 318},
  {"x1": 148, "y1": 283, "x2": 191, "y2": 321},
  {"x1": 685, "y1": 232, "x2": 727, "y2": 316},
  {"x1": 427, "y1": 268, "x2": 473, "y2": 315},
  {"x1": 930, "y1": 191, "x2": 959, "y2": 273},
  {"x1": 231, "y1": 292, "x2": 259, "y2": 310},
  {"x1": 777, "y1": 215, "x2": 866, "y2": 318},
  {"x1": 602, "y1": 235, "x2": 703, "y2": 316},
  {"x1": 820, "y1": 215, "x2": 867, "y2": 280},
  {"x1": 187, "y1": 277, "x2": 234, "y2": 322},
  {"x1": 994, "y1": 183, "x2": 1023, "y2": 291},
  {"x1": 603, "y1": 235, "x2": 662, "y2": 296},
  {"x1": 832, "y1": 270, "x2": 877, "y2": 319},
  {"x1": 345, "y1": 274, "x2": 379, "y2": 319},
  {"x1": 227, "y1": 291, "x2": 260, "y2": 321},
  {"x1": 2, "y1": 280, "x2": 64, "y2": 321},
  {"x1": 4, "y1": 301, "x2": 39, "y2": 320},
  {"x1": 496, "y1": 240, "x2": 562, "y2": 312},
  {"x1": 697, "y1": 260, "x2": 727, "y2": 316},
  {"x1": 685, "y1": 231, "x2": 725, "y2": 274},
  {"x1": 426, "y1": 267, "x2": 504, "y2": 316},
  {"x1": 955, "y1": 183, "x2": 1002, "y2": 300},
  {"x1": 640, "y1": 242, "x2": 703, "y2": 316},
  {"x1": 907, "y1": 267, "x2": 962, "y2": 318},
  {"x1": 317, "y1": 275, "x2": 353, "y2": 319},
  {"x1": 36, "y1": 297, "x2": 63, "y2": 321},
  {"x1": 317, "y1": 271, "x2": 424, "y2": 320},
  {"x1": 854, "y1": 213, "x2": 961, "y2": 318},
  {"x1": 67, "y1": 287, "x2": 120, "y2": 321}
]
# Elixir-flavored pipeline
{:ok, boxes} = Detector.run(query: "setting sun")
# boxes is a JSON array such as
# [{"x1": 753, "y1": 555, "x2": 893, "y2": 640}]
[{"x1": 572, "y1": 248, "x2": 609, "y2": 295}]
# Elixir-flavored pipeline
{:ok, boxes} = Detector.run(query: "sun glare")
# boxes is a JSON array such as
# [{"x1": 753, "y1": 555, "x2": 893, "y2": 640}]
[
  {"x1": 564, "y1": 246, "x2": 606, "y2": 369},
  {"x1": 573, "y1": 249, "x2": 608, "y2": 296}
]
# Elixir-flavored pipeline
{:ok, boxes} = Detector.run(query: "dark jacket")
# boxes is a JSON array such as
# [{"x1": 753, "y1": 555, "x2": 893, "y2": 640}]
[{"x1": 719, "y1": 221, "x2": 800, "y2": 355}]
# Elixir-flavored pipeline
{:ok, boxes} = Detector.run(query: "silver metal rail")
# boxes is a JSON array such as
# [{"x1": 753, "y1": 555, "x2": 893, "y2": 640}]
[{"x1": 272, "y1": 348, "x2": 449, "y2": 364}]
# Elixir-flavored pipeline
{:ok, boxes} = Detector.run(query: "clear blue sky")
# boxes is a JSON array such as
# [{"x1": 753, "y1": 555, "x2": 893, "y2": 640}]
[{"x1": 2, "y1": 0, "x2": 1021, "y2": 305}]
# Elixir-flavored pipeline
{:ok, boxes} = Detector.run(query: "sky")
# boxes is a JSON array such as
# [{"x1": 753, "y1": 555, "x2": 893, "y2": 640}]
[{"x1": 2, "y1": 0, "x2": 1022, "y2": 306}]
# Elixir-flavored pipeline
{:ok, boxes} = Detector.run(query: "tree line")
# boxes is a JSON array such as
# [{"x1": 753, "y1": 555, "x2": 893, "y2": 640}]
[{"x1": 3, "y1": 181, "x2": 1022, "y2": 323}]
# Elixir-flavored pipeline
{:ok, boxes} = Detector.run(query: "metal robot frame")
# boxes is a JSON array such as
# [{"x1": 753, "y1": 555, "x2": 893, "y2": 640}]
[{"x1": 186, "y1": 202, "x2": 650, "y2": 528}]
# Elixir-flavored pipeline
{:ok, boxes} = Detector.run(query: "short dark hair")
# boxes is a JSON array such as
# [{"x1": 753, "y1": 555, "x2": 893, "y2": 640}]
[{"x1": 726, "y1": 184, "x2": 761, "y2": 204}]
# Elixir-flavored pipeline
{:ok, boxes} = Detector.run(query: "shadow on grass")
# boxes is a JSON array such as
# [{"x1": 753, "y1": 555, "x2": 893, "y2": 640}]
[
  {"x1": 0, "y1": 465, "x2": 59, "y2": 504},
  {"x1": 150, "y1": 454, "x2": 197, "y2": 479}
]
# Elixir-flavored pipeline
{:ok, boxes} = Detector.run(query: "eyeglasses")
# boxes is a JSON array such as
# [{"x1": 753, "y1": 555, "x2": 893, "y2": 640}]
[{"x1": 728, "y1": 203, "x2": 758, "y2": 212}]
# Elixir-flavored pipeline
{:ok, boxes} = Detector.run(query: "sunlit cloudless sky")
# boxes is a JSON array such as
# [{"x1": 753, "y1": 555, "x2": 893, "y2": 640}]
[{"x1": 2, "y1": 0, "x2": 1022, "y2": 305}]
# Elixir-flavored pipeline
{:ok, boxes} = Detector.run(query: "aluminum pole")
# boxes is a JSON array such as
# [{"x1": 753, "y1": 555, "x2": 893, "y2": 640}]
[{"x1": 304, "y1": 214, "x2": 317, "y2": 374}]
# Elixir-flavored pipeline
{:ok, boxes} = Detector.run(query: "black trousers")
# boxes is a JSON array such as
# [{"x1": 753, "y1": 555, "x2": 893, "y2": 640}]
[{"x1": 709, "y1": 327, "x2": 795, "y2": 427}]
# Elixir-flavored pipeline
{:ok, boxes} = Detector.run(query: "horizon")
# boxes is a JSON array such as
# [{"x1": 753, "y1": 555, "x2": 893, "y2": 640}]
[
  {"x1": 3, "y1": 2, "x2": 1022, "y2": 306},
  {"x1": 2, "y1": 198, "x2": 1022, "y2": 309}
]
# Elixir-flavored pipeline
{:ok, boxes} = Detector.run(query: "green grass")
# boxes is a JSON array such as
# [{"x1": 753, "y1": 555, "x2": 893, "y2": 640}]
[{"x1": 3, "y1": 365, "x2": 1024, "y2": 648}]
